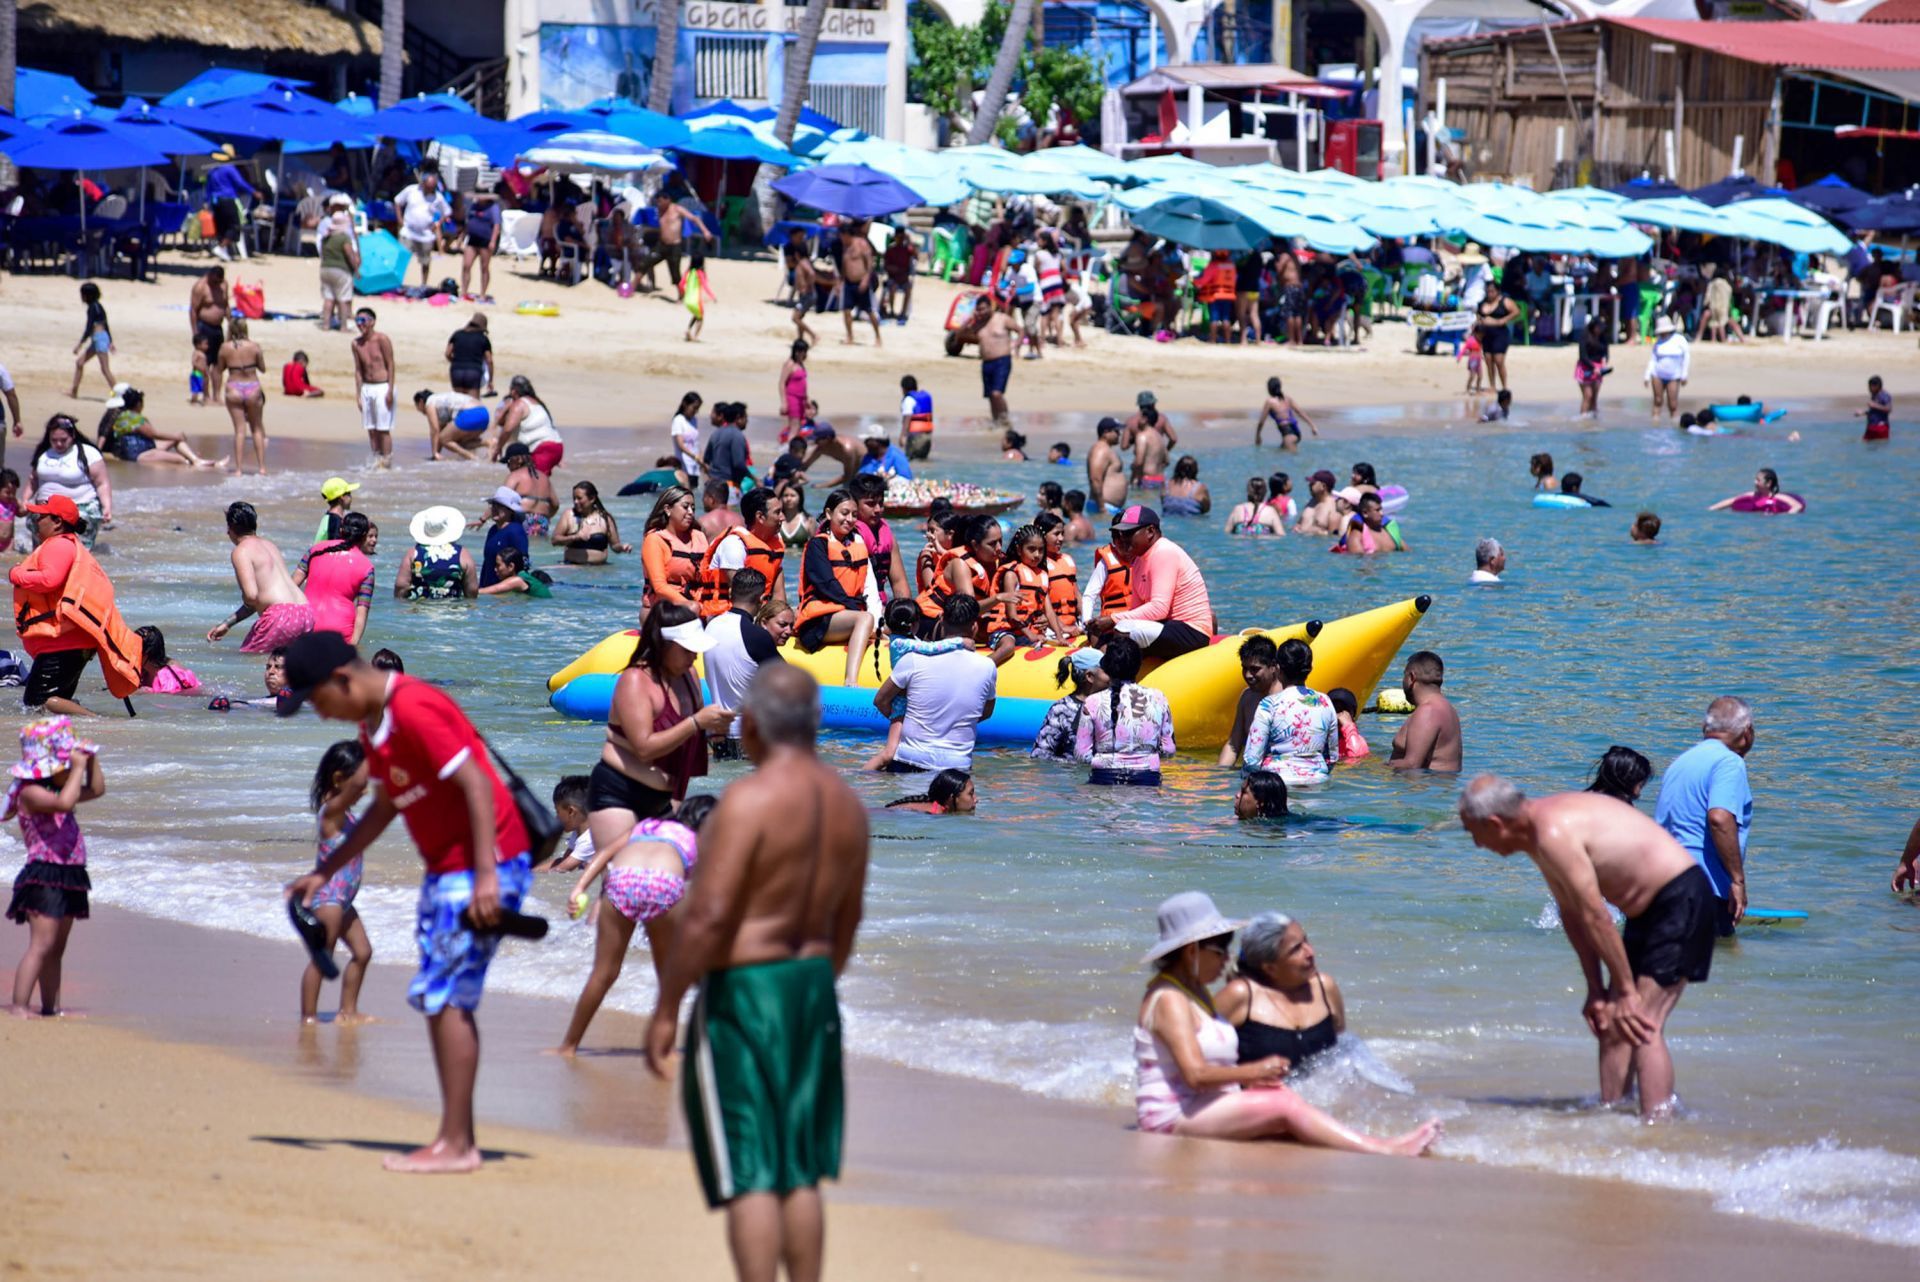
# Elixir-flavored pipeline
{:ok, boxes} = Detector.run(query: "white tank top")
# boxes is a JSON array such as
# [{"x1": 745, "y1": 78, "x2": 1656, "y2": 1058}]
[
  {"x1": 515, "y1": 400, "x2": 559, "y2": 448},
  {"x1": 33, "y1": 444, "x2": 102, "y2": 504},
  {"x1": 1134, "y1": 984, "x2": 1239, "y2": 1133}
]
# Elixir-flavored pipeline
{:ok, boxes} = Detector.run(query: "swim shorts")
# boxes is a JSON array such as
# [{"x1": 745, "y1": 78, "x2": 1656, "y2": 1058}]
[
  {"x1": 241, "y1": 602, "x2": 314, "y2": 653},
  {"x1": 586, "y1": 760, "x2": 673, "y2": 820},
  {"x1": 406, "y1": 854, "x2": 532, "y2": 1014},
  {"x1": 684, "y1": 955, "x2": 844, "y2": 1208},
  {"x1": 196, "y1": 320, "x2": 225, "y2": 365},
  {"x1": 904, "y1": 432, "x2": 931, "y2": 461},
  {"x1": 980, "y1": 355, "x2": 1012, "y2": 397},
  {"x1": 844, "y1": 282, "x2": 875, "y2": 316},
  {"x1": 531, "y1": 441, "x2": 564, "y2": 476},
  {"x1": 1623, "y1": 865, "x2": 1716, "y2": 987},
  {"x1": 1208, "y1": 300, "x2": 1233, "y2": 324},
  {"x1": 22, "y1": 648, "x2": 93, "y2": 709},
  {"x1": 360, "y1": 382, "x2": 395, "y2": 434}
]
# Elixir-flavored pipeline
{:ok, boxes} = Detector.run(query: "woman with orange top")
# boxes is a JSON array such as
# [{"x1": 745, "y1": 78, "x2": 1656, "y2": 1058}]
[
  {"x1": 1196, "y1": 249, "x2": 1240, "y2": 344},
  {"x1": 639, "y1": 486, "x2": 708, "y2": 611},
  {"x1": 794, "y1": 488, "x2": 881, "y2": 686},
  {"x1": 1036, "y1": 512, "x2": 1080, "y2": 634},
  {"x1": 945, "y1": 515, "x2": 1020, "y2": 664},
  {"x1": 998, "y1": 523, "x2": 1064, "y2": 649}
]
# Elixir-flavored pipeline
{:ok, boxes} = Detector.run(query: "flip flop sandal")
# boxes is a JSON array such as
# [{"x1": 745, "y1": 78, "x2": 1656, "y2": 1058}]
[
  {"x1": 459, "y1": 907, "x2": 549, "y2": 941},
  {"x1": 288, "y1": 898, "x2": 340, "y2": 980}
]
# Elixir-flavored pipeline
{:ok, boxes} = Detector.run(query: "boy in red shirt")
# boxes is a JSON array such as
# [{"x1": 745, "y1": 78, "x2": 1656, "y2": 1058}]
[
  {"x1": 281, "y1": 350, "x2": 325, "y2": 397},
  {"x1": 284, "y1": 633, "x2": 530, "y2": 1174}
]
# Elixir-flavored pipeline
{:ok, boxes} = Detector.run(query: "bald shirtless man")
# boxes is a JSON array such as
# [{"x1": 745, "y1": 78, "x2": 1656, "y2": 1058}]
[
  {"x1": 207, "y1": 501, "x2": 313, "y2": 652},
  {"x1": 190, "y1": 267, "x2": 230, "y2": 404},
  {"x1": 646, "y1": 664, "x2": 870, "y2": 1282},
  {"x1": 1087, "y1": 416, "x2": 1128, "y2": 514},
  {"x1": 840, "y1": 219, "x2": 883, "y2": 347},
  {"x1": 1460, "y1": 776, "x2": 1716, "y2": 1119},
  {"x1": 1388, "y1": 650, "x2": 1461, "y2": 771}
]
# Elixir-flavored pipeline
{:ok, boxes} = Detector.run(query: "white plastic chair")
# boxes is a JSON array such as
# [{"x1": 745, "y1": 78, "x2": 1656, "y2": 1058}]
[
  {"x1": 1869, "y1": 281, "x2": 1914, "y2": 332},
  {"x1": 499, "y1": 209, "x2": 540, "y2": 262}
]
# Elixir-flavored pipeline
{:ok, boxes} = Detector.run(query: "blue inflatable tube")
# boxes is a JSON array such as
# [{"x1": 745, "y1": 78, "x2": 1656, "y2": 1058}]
[
  {"x1": 550, "y1": 674, "x2": 1051, "y2": 746},
  {"x1": 1532, "y1": 493, "x2": 1592, "y2": 509},
  {"x1": 1707, "y1": 403, "x2": 1785, "y2": 424}
]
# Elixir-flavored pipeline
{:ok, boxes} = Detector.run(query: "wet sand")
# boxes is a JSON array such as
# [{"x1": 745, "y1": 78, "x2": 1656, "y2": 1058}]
[{"x1": 3, "y1": 906, "x2": 1911, "y2": 1279}]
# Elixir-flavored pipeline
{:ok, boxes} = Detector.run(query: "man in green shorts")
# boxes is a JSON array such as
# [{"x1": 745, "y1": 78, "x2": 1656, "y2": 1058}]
[{"x1": 647, "y1": 663, "x2": 871, "y2": 1281}]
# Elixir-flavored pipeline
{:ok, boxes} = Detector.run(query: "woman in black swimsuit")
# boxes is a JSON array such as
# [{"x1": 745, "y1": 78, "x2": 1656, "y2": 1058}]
[
  {"x1": 1474, "y1": 281, "x2": 1521, "y2": 394},
  {"x1": 1216, "y1": 911, "x2": 1346, "y2": 1076}
]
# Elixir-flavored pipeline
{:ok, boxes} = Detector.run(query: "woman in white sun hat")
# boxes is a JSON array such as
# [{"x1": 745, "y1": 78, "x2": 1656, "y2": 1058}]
[
  {"x1": 1646, "y1": 313, "x2": 1692, "y2": 424},
  {"x1": 1133, "y1": 890, "x2": 1441, "y2": 1155},
  {"x1": 394, "y1": 506, "x2": 478, "y2": 600}
]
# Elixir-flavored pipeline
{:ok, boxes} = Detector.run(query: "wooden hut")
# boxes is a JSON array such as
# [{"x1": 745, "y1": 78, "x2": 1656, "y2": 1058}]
[{"x1": 1418, "y1": 18, "x2": 1920, "y2": 192}]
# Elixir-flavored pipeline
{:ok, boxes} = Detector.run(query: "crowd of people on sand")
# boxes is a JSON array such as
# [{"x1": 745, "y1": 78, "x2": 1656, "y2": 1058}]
[{"x1": 4, "y1": 160, "x2": 1916, "y2": 1280}]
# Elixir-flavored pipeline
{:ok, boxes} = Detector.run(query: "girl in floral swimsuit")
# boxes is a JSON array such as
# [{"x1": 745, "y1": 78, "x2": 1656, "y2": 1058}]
[{"x1": 553, "y1": 794, "x2": 715, "y2": 1055}]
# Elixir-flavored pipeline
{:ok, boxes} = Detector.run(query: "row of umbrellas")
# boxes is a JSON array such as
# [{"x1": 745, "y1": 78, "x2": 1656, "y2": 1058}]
[{"x1": 1612, "y1": 171, "x2": 1920, "y2": 235}]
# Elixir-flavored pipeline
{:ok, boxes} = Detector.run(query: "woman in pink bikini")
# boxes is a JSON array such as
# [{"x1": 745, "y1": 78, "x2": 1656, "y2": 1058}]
[
  {"x1": 777, "y1": 339, "x2": 809, "y2": 443},
  {"x1": 552, "y1": 794, "x2": 714, "y2": 1055},
  {"x1": 218, "y1": 317, "x2": 269, "y2": 475}
]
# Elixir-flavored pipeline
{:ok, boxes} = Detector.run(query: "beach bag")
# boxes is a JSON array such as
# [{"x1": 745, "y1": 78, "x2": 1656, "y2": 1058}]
[
  {"x1": 197, "y1": 208, "x2": 216, "y2": 238},
  {"x1": 234, "y1": 281, "x2": 266, "y2": 320},
  {"x1": 478, "y1": 733, "x2": 562, "y2": 866}
]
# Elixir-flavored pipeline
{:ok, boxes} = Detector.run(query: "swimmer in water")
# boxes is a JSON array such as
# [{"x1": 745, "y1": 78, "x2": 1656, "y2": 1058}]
[
  {"x1": 1387, "y1": 651, "x2": 1461, "y2": 772},
  {"x1": 1631, "y1": 511, "x2": 1661, "y2": 544},
  {"x1": 884, "y1": 768, "x2": 976, "y2": 814},
  {"x1": 1709, "y1": 468, "x2": 1804, "y2": 514},
  {"x1": 1224, "y1": 477, "x2": 1287, "y2": 535},
  {"x1": 1235, "y1": 771, "x2": 1291, "y2": 819},
  {"x1": 1459, "y1": 775, "x2": 1714, "y2": 1121},
  {"x1": 1253, "y1": 377, "x2": 1320, "y2": 449},
  {"x1": 1587, "y1": 745, "x2": 1653, "y2": 806},
  {"x1": 1857, "y1": 375, "x2": 1891, "y2": 441}
]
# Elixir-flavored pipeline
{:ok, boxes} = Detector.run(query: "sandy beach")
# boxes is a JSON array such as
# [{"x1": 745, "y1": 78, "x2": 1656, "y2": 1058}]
[
  {"x1": 2, "y1": 249, "x2": 1908, "y2": 459},
  {"x1": 4, "y1": 907, "x2": 1914, "y2": 1279},
  {"x1": 4, "y1": 242, "x2": 1919, "y2": 1277}
]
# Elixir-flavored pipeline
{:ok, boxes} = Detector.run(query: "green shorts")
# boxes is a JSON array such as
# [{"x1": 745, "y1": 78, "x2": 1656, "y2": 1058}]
[{"x1": 683, "y1": 955, "x2": 844, "y2": 1208}]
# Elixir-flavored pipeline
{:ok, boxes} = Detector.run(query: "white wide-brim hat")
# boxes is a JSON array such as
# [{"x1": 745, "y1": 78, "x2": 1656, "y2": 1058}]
[
  {"x1": 1142, "y1": 891, "x2": 1244, "y2": 964},
  {"x1": 409, "y1": 505, "x2": 467, "y2": 547}
]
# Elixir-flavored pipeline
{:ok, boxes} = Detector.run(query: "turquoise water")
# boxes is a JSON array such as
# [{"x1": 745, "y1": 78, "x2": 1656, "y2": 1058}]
[{"x1": 39, "y1": 414, "x2": 1920, "y2": 1248}]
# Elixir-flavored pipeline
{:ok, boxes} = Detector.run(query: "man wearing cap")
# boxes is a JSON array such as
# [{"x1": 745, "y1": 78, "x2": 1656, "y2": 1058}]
[
  {"x1": 317, "y1": 196, "x2": 360, "y2": 333},
  {"x1": 1647, "y1": 313, "x2": 1691, "y2": 423},
  {"x1": 478, "y1": 487, "x2": 529, "y2": 589},
  {"x1": 1088, "y1": 506, "x2": 1213, "y2": 660},
  {"x1": 855, "y1": 422, "x2": 913, "y2": 481},
  {"x1": 316, "y1": 477, "x2": 360, "y2": 544},
  {"x1": 1294, "y1": 470, "x2": 1342, "y2": 536},
  {"x1": 1122, "y1": 391, "x2": 1179, "y2": 453},
  {"x1": 1087, "y1": 416, "x2": 1127, "y2": 514},
  {"x1": 284, "y1": 633, "x2": 534, "y2": 1173},
  {"x1": 205, "y1": 146, "x2": 255, "y2": 262},
  {"x1": 415, "y1": 388, "x2": 486, "y2": 461}
]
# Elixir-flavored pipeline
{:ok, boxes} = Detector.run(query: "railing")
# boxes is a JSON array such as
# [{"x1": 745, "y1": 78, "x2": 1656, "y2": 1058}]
[{"x1": 442, "y1": 57, "x2": 510, "y2": 120}]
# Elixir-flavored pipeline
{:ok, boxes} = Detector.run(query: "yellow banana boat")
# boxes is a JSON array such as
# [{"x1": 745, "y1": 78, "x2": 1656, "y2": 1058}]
[{"x1": 548, "y1": 596, "x2": 1432, "y2": 748}]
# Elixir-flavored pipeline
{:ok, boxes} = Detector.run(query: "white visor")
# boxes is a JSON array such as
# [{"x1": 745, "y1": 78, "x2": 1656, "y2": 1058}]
[{"x1": 661, "y1": 620, "x2": 715, "y2": 654}]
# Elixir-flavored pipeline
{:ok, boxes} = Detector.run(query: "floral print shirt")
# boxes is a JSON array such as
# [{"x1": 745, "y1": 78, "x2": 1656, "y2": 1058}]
[
  {"x1": 1243, "y1": 685, "x2": 1339, "y2": 786},
  {"x1": 1074, "y1": 684, "x2": 1175, "y2": 771}
]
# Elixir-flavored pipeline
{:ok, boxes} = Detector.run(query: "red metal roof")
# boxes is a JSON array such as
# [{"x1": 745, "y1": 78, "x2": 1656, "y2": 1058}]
[
  {"x1": 1863, "y1": 0, "x2": 1920, "y2": 22},
  {"x1": 1608, "y1": 17, "x2": 1920, "y2": 69}
]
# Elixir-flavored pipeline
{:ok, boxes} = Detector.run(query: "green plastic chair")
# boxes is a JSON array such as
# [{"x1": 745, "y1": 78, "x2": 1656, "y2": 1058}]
[
  {"x1": 930, "y1": 225, "x2": 971, "y2": 282},
  {"x1": 1637, "y1": 288, "x2": 1662, "y2": 341}
]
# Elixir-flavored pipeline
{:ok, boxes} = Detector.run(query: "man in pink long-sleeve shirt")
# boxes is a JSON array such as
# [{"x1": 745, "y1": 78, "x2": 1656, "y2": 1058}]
[{"x1": 1088, "y1": 505, "x2": 1213, "y2": 659}]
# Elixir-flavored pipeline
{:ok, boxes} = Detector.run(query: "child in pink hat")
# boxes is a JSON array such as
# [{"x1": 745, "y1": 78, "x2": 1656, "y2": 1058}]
[{"x1": 6, "y1": 716, "x2": 105, "y2": 1017}]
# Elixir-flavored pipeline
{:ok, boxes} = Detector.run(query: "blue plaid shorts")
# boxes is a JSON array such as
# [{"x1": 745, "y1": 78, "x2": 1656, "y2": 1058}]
[{"x1": 406, "y1": 854, "x2": 532, "y2": 1015}]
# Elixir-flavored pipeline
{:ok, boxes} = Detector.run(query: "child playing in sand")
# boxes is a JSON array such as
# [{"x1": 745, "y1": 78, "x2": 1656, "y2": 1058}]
[
  {"x1": 543, "y1": 776, "x2": 593, "y2": 872},
  {"x1": 300, "y1": 739, "x2": 374, "y2": 1024},
  {"x1": 6, "y1": 717, "x2": 104, "y2": 1018},
  {"x1": 1478, "y1": 389, "x2": 1512, "y2": 422},
  {"x1": 135, "y1": 625, "x2": 201, "y2": 694},
  {"x1": 553, "y1": 794, "x2": 715, "y2": 1055},
  {"x1": 282, "y1": 351, "x2": 325, "y2": 398},
  {"x1": 1328, "y1": 687, "x2": 1370, "y2": 762},
  {"x1": 1458, "y1": 333, "x2": 1484, "y2": 394},
  {"x1": 70, "y1": 283, "x2": 116, "y2": 398}
]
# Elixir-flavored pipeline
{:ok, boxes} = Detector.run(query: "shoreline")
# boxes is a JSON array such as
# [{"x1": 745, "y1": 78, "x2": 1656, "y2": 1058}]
[{"x1": 4, "y1": 904, "x2": 1912, "y2": 1277}]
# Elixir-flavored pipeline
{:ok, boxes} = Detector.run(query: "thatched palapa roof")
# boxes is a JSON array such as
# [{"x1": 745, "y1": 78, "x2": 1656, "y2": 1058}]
[{"x1": 21, "y1": 0, "x2": 383, "y2": 58}]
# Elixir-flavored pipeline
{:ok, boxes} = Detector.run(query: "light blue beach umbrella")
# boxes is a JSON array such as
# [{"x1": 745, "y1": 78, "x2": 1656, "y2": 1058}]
[
  {"x1": 1033, "y1": 143, "x2": 1134, "y2": 183},
  {"x1": 675, "y1": 124, "x2": 800, "y2": 167},
  {"x1": 353, "y1": 229, "x2": 407, "y2": 295},
  {"x1": 522, "y1": 130, "x2": 670, "y2": 174},
  {"x1": 1716, "y1": 198, "x2": 1850, "y2": 256},
  {"x1": 1619, "y1": 196, "x2": 1734, "y2": 236},
  {"x1": 1131, "y1": 193, "x2": 1271, "y2": 251},
  {"x1": 817, "y1": 138, "x2": 969, "y2": 206}
]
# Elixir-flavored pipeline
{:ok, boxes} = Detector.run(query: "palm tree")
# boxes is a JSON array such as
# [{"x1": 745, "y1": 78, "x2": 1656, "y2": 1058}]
[
  {"x1": 968, "y1": 0, "x2": 1035, "y2": 145},
  {"x1": 379, "y1": 0, "x2": 405, "y2": 109},
  {"x1": 753, "y1": 0, "x2": 829, "y2": 234},
  {"x1": 0, "y1": 0, "x2": 16, "y2": 115},
  {"x1": 648, "y1": 0, "x2": 680, "y2": 114}
]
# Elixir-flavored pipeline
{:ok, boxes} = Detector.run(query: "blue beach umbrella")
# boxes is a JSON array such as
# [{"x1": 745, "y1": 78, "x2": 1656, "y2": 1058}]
[
  {"x1": 772, "y1": 164, "x2": 924, "y2": 218},
  {"x1": 1845, "y1": 189, "x2": 1920, "y2": 234},
  {"x1": 159, "y1": 70, "x2": 310, "y2": 109},
  {"x1": 1690, "y1": 174, "x2": 1786, "y2": 207},
  {"x1": 1610, "y1": 175, "x2": 1685, "y2": 199},
  {"x1": 0, "y1": 117, "x2": 172, "y2": 170},
  {"x1": 816, "y1": 138, "x2": 969, "y2": 206},
  {"x1": 109, "y1": 99, "x2": 218, "y2": 156},
  {"x1": 14, "y1": 68, "x2": 95, "y2": 120},
  {"x1": 353, "y1": 229, "x2": 408, "y2": 295},
  {"x1": 578, "y1": 99, "x2": 692, "y2": 150},
  {"x1": 1788, "y1": 174, "x2": 1869, "y2": 216},
  {"x1": 1716, "y1": 198, "x2": 1850, "y2": 256},
  {"x1": 1034, "y1": 143, "x2": 1134, "y2": 183},
  {"x1": 161, "y1": 91, "x2": 370, "y2": 145},
  {"x1": 521, "y1": 130, "x2": 670, "y2": 174},
  {"x1": 1131, "y1": 193, "x2": 1272, "y2": 251},
  {"x1": 675, "y1": 124, "x2": 799, "y2": 167},
  {"x1": 1619, "y1": 196, "x2": 1734, "y2": 235}
]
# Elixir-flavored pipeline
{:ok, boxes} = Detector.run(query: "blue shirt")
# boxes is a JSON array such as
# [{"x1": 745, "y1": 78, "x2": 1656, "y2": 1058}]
[
  {"x1": 480, "y1": 519, "x2": 528, "y2": 588},
  {"x1": 1653, "y1": 738, "x2": 1751, "y2": 898},
  {"x1": 207, "y1": 164, "x2": 254, "y2": 202},
  {"x1": 857, "y1": 444, "x2": 913, "y2": 480}
]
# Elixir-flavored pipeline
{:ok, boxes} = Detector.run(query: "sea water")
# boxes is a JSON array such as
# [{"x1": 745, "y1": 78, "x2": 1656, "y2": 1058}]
[{"x1": 31, "y1": 409, "x2": 1919, "y2": 1248}]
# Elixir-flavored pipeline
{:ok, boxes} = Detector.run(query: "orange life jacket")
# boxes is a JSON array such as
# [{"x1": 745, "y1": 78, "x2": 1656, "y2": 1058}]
[
  {"x1": 12, "y1": 536, "x2": 143, "y2": 698},
  {"x1": 796, "y1": 530, "x2": 870, "y2": 627},
  {"x1": 1095, "y1": 545, "x2": 1131, "y2": 614},
  {"x1": 963, "y1": 555, "x2": 1008, "y2": 637},
  {"x1": 693, "y1": 527, "x2": 785, "y2": 618},
  {"x1": 642, "y1": 527, "x2": 707, "y2": 607},
  {"x1": 1046, "y1": 552, "x2": 1080, "y2": 630},
  {"x1": 1005, "y1": 560, "x2": 1050, "y2": 631},
  {"x1": 914, "y1": 547, "x2": 961, "y2": 620}
]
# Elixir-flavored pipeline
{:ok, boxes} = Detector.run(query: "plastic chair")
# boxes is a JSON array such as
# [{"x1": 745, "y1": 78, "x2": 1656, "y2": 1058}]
[
  {"x1": 930, "y1": 224, "x2": 971, "y2": 282},
  {"x1": 499, "y1": 210, "x2": 540, "y2": 263},
  {"x1": 718, "y1": 196, "x2": 753, "y2": 249},
  {"x1": 1869, "y1": 281, "x2": 1913, "y2": 332}
]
